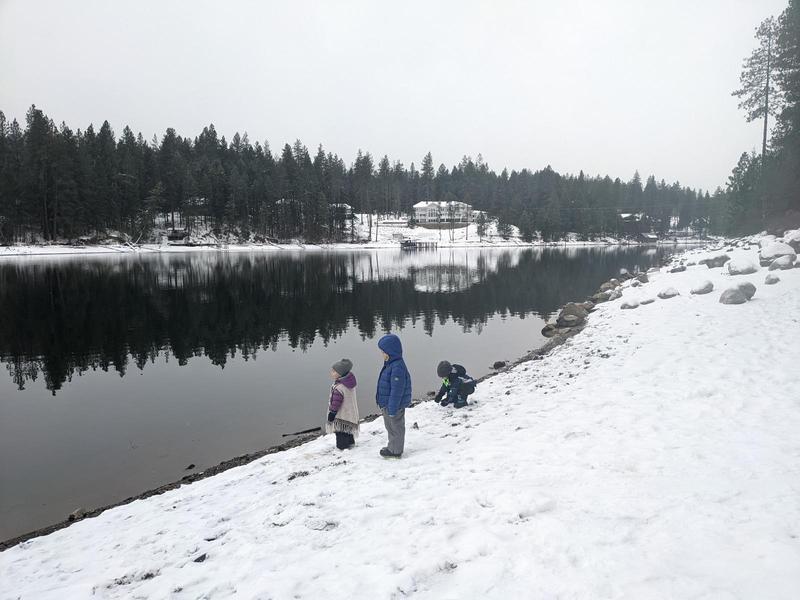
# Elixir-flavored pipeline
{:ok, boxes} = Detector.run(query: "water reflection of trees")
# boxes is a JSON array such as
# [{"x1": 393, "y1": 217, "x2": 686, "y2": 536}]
[{"x1": 0, "y1": 248, "x2": 666, "y2": 392}]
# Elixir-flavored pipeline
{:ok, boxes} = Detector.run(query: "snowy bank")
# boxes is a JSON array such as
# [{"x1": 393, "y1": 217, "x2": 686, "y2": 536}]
[
  {"x1": 0, "y1": 218, "x2": 710, "y2": 257},
  {"x1": 2, "y1": 237, "x2": 799, "y2": 599}
]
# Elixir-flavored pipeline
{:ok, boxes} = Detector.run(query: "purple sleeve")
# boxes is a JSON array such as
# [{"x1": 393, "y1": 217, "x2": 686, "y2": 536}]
[{"x1": 329, "y1": 387, "x2": 344, "y2": 412}]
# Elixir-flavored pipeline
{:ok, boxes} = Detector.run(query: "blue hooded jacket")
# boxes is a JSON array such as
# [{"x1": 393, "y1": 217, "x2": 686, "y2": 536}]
[{"x1": 376, "y1": 334, "x2": 412, "y2": 416}]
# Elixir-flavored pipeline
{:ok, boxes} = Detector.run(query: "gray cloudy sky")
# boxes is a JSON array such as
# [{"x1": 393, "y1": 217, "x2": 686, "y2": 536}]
[{"x1": 0, "y1": 0, "x2": 786, "y2": 191}]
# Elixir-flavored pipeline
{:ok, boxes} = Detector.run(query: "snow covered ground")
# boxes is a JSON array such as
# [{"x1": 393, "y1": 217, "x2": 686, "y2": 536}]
[{"x1": 2, "y1": 236, "x2": 799, "y2": 599}]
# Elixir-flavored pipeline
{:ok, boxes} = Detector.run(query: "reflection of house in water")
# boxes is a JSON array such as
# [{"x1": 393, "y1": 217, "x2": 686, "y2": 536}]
[
  {"x1": 347, "y1": 249, "x2": 522, "y2": 292},
  {"x1": 409, "y1": 266, "x2": 481, "y2": 293}
]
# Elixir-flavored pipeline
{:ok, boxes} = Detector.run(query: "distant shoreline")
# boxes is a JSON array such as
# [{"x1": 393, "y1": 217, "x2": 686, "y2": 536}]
[{"x1": 0, "y1": 238, "x2": 709, "y2": 258}]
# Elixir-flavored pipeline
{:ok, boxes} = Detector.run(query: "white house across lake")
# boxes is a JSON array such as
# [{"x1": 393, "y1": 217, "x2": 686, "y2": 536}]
[{"x1": 413, "y1": 201, "x2": 473, "y2": 224}]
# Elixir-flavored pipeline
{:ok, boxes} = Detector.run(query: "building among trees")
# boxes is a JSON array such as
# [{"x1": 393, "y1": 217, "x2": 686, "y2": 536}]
[{"x1": 413, "y1": 201, "x2": 473, "y2": 225}]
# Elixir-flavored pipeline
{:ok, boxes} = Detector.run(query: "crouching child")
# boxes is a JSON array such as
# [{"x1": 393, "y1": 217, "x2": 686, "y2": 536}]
[
  {"x1": 434, "y1": 361, "x2": 477, "y2": 408},
  {"x1": 326, "y1": 359, "x2": 359, "y2": 449}
]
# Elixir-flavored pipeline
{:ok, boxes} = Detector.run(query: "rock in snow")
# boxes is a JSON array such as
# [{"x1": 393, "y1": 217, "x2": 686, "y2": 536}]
[
  {"x1": 759, "y1": 242, "x2": 796, "y2": 266},
  {"x1": 784, "y1": 228, "x2": 800, "y2": 252},
  {"x1": 557, "y1": 302, "x2": 588, "y2": 327},
  {"x1": 620, "y1": 300, "x2": 639, "y2": 310},
  {"x1": 737, "y1": 281, "x2": 756, "y2": 300},
  {"x1": 657, "y1": 287, "x2": 680, "y2": 299},
  {"x1": 719, "y1": 288, "x2": 748, "y2": 305},
  {"x1": 700, "y1": 254, "x2": 730, "y2": 269},
  {"x1": 691, "y1": 281, "x2": 714, "y2": 295},
  {"x1": 670, "y1": 265, "x2": 687, "y2": 273},
  {"x1": 765, "y1": 273, "x2": 780, "y2": 285},
  {"x1": 769, "y1": 255, "x2": 795, "y2": 271},
  {"x1": 727, "y1": 258, "x2": 759, "y2": 275}
]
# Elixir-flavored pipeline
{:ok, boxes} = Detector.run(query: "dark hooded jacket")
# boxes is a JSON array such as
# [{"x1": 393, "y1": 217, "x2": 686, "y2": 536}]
[
  {"x1": 376, "y1": 334, "x2": 412, "y2": 415},
  {"x1": 434, "y1": 363, "x2": 469, "y2": 403}
]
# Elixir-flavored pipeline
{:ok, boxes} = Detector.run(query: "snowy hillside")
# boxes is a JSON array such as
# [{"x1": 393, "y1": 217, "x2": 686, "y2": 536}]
[{"x1": 1, "y1": 234, "x2": 799, "y2": 599}]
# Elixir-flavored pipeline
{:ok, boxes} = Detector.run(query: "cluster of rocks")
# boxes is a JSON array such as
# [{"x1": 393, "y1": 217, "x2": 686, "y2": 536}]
[
  {"x1": 541, "y1": 300, "x2": 593, "y2": 337},
  {"x1": 759, "y1": 241, "x2": 797, "y2": 269},
  {"x1": 541, "y1": 229, "x2": 798, "y2": 333},
  {"x1": 543, "y1": 268, "x2": 647, "y2": 333}
]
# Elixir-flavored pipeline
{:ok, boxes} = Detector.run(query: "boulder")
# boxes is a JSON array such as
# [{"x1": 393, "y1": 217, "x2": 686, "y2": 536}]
[
  {"x1": 719, "y1": 288, "x2": 748, "y2": 305},
  {"x1": 608, "y1": 290, "x2": 622, "y2": 301},
  {"x1": 765, "y1": 273, "x2": 780, "y2": 285},
  {"x1": 701, "y1": 254, "x2": 730, "y2": 269},
  {"x1": 759, "y1": 242, "x2": 796, "y2": 266},
  {"x1": 630, "y1": 280, "x2": 641, "y2": 287},
  {"x1": 541, "y1": 324, "x2": 558, "y2": 337},
  {"x1": 609, "y1": 278, "x2": 620, "y2": 286},
  {"x1": 690, "y1": 281, "x2": 714, "y2": 295},
  {"x1": 591, "y1": 291, "x2": 611, "y2": 304},
  {"x1": 657, "y1": 287, "x2": 680, "y2": 299},
  {"x1": 620, "y1": 300, "x2": 639, "y2": 310},
  {"x1": 636, "y1": 273, "x2": 649, "y2": 284},
  {"x1": 768, "y1": 255, "x2": 795, "y2": 270},
  {"x1": 68, "y1": 507, "x2": 89, "y2": 521},
  {"x1": 492, "y1": 360, "x2": 507, "y2": 369},
  {"x1": 557, "y1": 302, "x2": 588, "y2": 327},
  {"x1": 737, "y1": 281, "x2": 756, "y2": 300},
  {"x1": 783, "y1": 228, "x2": 800, "y2": 252},
  {"x1": 557, "y1": 314, "x2": 581, "y2": 328},
  {"x1": 580, "y1": 301, "x2": 596, "y2": 312},
  {"x1": 686, "y1": 261, "x2": 696, "y2": 266},
  {"x1": 640, "y1": 297, "x2": 655, "y2": 305},
  {"x1": 599, "y1": 281, "x2": 616, "y2": 292},
  {"x1": 726, "y1": 258, "x2": 759, "y2": 275},
  {"x1": 669, "y1": 265, "x2": 687, "y2": 273}
]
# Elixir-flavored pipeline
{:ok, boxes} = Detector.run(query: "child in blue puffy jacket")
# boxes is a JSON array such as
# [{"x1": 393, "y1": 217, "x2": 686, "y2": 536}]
[{"x1": 375, "y1": 333, "x2": 412, "y2": 458}]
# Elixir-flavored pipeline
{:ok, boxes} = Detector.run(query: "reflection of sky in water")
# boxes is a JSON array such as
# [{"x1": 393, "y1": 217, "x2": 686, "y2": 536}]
[{"x1": 0, "y1": 246, "x2": 675, "y2": 540}]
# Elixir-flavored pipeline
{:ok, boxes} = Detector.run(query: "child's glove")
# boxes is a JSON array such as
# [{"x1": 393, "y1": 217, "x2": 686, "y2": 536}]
[{"x1": 327, "y1": 411, "x2": 337, "y2": 422}]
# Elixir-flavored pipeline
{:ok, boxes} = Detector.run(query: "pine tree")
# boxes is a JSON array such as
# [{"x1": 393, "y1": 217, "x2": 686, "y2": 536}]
[
  {"x1": 420, "y1": 152, "x2": 434, "y2": 202},
  {"x1": 733, "y1": 16, "x2": 780, "y2": 169}
]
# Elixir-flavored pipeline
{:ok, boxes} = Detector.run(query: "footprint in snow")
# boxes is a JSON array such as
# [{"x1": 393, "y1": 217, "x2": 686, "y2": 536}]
[{"x1": 305, "y1": 519, "x2": 339, "y2": 531}]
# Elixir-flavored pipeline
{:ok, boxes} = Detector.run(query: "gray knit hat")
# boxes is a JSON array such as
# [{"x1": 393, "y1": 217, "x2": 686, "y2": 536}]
[
  {"x1": 332, "y1": 358, "x2": 353, "y2": 377},
  {"x1": 437, "y1": 360, "x2": 452, "y2": 378}
]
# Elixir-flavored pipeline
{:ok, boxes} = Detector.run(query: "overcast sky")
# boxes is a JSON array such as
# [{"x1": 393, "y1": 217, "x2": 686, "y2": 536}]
[{"x1": 0, "y1": 0, "x2": 786, "y2": 191}]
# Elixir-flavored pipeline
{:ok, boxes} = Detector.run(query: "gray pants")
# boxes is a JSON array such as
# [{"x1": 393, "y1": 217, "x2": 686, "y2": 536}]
[{"x1": 381, "y1": 407, "x2": 405, "y2": 455}]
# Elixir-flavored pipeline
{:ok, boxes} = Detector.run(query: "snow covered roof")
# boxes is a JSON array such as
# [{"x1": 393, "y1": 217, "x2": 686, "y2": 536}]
[{"x1": 413, "y1": 201, "x2": 471, "y2": 209}]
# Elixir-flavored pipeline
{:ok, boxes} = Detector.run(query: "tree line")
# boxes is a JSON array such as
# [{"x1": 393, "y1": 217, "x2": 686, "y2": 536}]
[
  {"x1": 0, "y1": 105, "x2": 720, "y2": 244},
  {"x1": 4, "y1": 3, "x2": 798, "y2": 245},
  {"x1": 725, "y1": 0, "x2": 800, "y2": 234}
]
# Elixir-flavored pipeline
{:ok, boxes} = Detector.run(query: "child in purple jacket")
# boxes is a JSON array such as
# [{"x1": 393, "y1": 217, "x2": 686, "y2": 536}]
[{"x1": 326, "y1": 358, "x2": 359, "y2": 450}]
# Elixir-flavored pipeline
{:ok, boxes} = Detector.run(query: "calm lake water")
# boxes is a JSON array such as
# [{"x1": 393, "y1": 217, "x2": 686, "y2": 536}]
[{"x1": 0, "y1": 246, "x2": 676, "y2": 540}]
